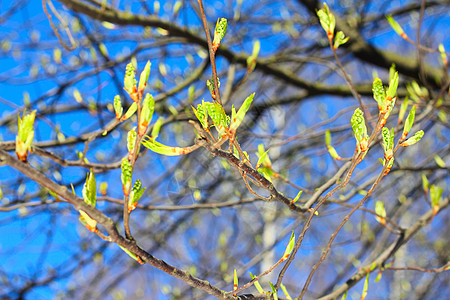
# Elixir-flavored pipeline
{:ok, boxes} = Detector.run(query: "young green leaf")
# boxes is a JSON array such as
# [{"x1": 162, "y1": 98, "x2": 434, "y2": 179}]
[
  {"x1": 212, "y1": 18, "x2": 227, "y2": 52},
  {"x1": 351, "y1": 108, "x2": 368, "y2": 150},
  {"x1": 249, "y1": 272, "x2": 264, "y2": 294},
  {"x1": 325, "y1": 130, "x2": 332, "y2": 146},
  {"x1": 207, "y1": 76, "x2": 220, "y2": 100},
  {"x1": 204, "y1": 101, "x2": 229, "y2": 137},
  {"x1": 372, "y1": 78, "x2": 386, "y2": 111},
  {"x1": 113, "y1": 95, "x2": 123, "y2": 120},
  {"x1": 257, "y1": 144, "x2": 272, "y2": 168},
  {"x1": 282, "y1": 231, "x2": 296, "y2": 261},
  {"x1": 141, "y1": 136, "x2": 197, "y2": 156},
  {"x1": 401, "y1": 105, "x2": 416, "y2": 140},
  {"x1": 128, "y1": 179, "x2": 146, "y2": 213},
  {"x1": 16, "y1": 110, "x2": 36, "y2": 162},
  {"x1": 121, "y1": 158, "x2": 133, "y2": 196},
  {"x1": 439, "y1": 44, "x2": 448, "y2": 66},
  {"x1": 292, "y1": 190, "x2": 303, "y2": 204},
  {"x1": 119, "y1": 245, "x2": 145, "y2": 264},
  {"x1": 233, "y1": 269, "x2": 238, "y2": 294},
  {"x1": 151, "y1": 117, "x2": 164, "y2": 139},
  {"x1": 361, "y1": 273, "x2": 369, "y2": 300},
  {"x1": 381, "y1": 127, "x2": 394, "y2": 160},
  {"x1": 123, "y1": 102, "x2": 137, "y2": 120},
  {"x1": 430, "y1": 185, "x2": 443, "y2": 215},
  {"x1": 192, "y1": 101, "x2": 209, "y2": 130},
  {"x1": 247, "y1": 40, "x2": 260, "y2": 72},
  {"x1": 280, "y1": 283, "x2": 292, "y2": 300},
  {"x1": 386, "y1": 15, "x2": 406, "y2": 38},
  {"x1": 317, "y1": 3, "x2": 335, "y2": 40},
  {"x1": 256, "y1": 149, "x2": 269, "y2": 170},
  {"x1": 333, "y1": 31, "x2": 349, "y2": 49},
  {"x1": 230, "y1": 93, "x2": 254, "y2": 132},
  {"x1": 421, "y1": 174, "x2": 429, "y2": 193},
  {"x1": 387, "y1": 71, "x2": 399, "y2": 99},
  {"x1": 375, "y1": 201, "x2": 386, "y2": 225},
  {"x1": 82, "y1": 170, "x2": 96, "y2": 207},
  {"x1": 79, "y1": 210, "x2": 97, "y2": 232},
  {"x1": 397, "y1": 97, "x2": 409, "y2": 125},
  {"x1": 127, "y1": 128, "x2": 137, "y2": 154},
  {"x1": 139, "y1": 93, "x2": 155, "y2": 136},
  {"x1": 433, "y1": 155, "x2": 446, "y2": 168},
  {"x1": 341, "y1": 290, "x2": 348, "y2": 300},
  {"x1": 138, "y1": 60, "x2": 151, "y2": 97},
  {"x1": 400, "y1": 130, "x2": 424, "y2": 147},
  {"x1": 269, "y1": 282, "x2": 278, "y2": 300}
]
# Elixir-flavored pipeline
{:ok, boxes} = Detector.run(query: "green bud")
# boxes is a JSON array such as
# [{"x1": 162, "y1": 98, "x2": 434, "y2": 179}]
[
  {"x1": 121, "y1": 158, "x2": 133, "y2": 195},
  {"x1": 372, "y1": 78, "x2": 386, "y2": 110},
  {"x1": 386, "y1": 15, "x2": 405, "y2": 37},
  {"x1": 82, "y1": 170, "x2": 96, "y2": 207},
  {"x1": 333, "y1": 31, "x2": 349, "y2": 49},
  {"x1": 124, "y1": 62, "x2": 137, "y2": 96},
  {"x1": 138, "y1": 61, "x2": 151, "y2": 95},
  {"x1": 127, "y1": 128, "x2": 137, "y2": 154},
  {"x1": 123, "y1": 102, "x2": 137, "y2": 120},
  {"x1": 351, "y1": 108, "x2": 367, "y2": 143},
  {"x1": 387, "y1": 71, "x2": 398, "y2": 99},
  {"x1": 128, "y1": 179, "x2": 146, "y2": 213},
  {"x1": 151, "y1": 117, "x2": 164, "y2": 139},
  {"x1": 246, "y1": 40, "x2": 260, "y2": 72},
  {"x1": 402, "y1": 105, "x2": 416, "y2": 139},
  {"x1": 139, "y1": 93, "x2": 155, "y2": 136},
  {"x1": 398, "y1": 97, "x2": 408, "y2": 125},
  {"x1": 317, "y1": 3, "x2": 335, "y2": 40},
  {"x1": 113, "y1": 95, "x2": 123, "y2": 120},
  {"x1": 16, "y1": 110, "x2": 36, "y2": 162},
  {"x1": 430, "y1": 185, "x2": 443, "y2": 206},
  {"x1": 212, "y1": 18, "x2": 227, "y2": 51}
]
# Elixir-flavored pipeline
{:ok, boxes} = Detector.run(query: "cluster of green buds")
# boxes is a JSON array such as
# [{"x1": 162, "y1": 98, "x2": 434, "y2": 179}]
[
  {"x1": 16, "y1": 110, "x2": 36, "y2": 162},
  {"x1": 351, "y1": 108, "x2": 369, "y2": 153},
  {"x1": 372, "y1": 68, "x2": 399, "y2": 128},
  {"x1": 79, "y1": 170, "x2": 97, "y2": 232},
  {"x1": 120, "y1": 61, "x2": 154, "y2": 137},
  {"x1": 128, "y1": 179, "x2": 146, "y2": 213},
  {"x1": 317, "y1": 3, "x2": 349, "y2": 49},
  {"x1": 212, "y1": 18, "x2": 227, "y2": 52},
  {"x1": 192, "y1": 93, "x2": 254, "y2": 140}
]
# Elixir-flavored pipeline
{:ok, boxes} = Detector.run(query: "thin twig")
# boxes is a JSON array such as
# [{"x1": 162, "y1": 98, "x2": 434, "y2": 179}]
[
  {"x1": 42, "y1": 0, "x2": 76, "y2": 51},
  {"x1": 196, "y1": 0, "x2": 222, "y2": 104}
]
